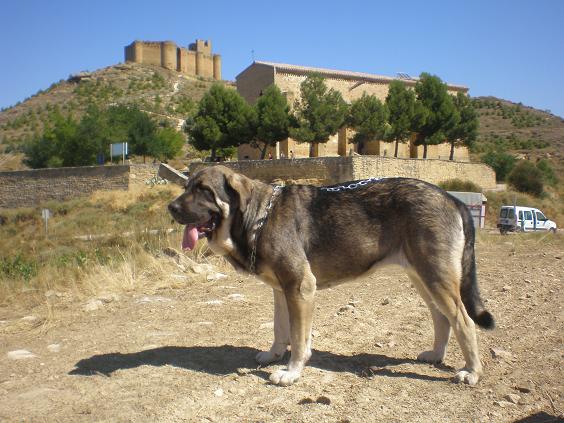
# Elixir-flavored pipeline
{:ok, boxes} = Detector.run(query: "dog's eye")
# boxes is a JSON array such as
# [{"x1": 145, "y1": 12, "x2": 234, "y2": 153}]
[{"x1": 197, "y1": 186, "x2": 215, "y2": 201}]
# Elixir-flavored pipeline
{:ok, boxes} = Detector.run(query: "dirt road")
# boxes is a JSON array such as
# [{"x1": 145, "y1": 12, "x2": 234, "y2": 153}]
[{"x1": 1, "y1": 234, "x2": 563, "y2": 422}]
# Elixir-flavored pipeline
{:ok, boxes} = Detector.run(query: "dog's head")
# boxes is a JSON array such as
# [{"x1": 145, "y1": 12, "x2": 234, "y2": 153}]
[{"x1": 168, "y1": 165, "x2": 253, "y2": 251}]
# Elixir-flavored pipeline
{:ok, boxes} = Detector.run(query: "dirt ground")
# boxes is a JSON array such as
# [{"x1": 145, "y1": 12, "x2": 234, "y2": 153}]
[{"x1": 1, "y1": 233, "x2": 563, "y2": 422}]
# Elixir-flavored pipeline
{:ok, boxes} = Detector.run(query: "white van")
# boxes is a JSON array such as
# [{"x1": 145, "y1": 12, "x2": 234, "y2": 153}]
[{"x1": 497, "y1": 206, "x2": 557, "y2": 234}]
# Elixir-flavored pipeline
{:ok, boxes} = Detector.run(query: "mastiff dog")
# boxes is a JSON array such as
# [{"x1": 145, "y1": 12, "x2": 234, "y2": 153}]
[{"x1": 168, "y1": 165, "x2": 494, "y2": 386}]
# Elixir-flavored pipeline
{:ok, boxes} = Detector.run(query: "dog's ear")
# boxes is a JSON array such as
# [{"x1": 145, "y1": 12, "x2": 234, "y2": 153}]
[{"x1": 226, "y1": 173, "x2": 253, "y2": 213}]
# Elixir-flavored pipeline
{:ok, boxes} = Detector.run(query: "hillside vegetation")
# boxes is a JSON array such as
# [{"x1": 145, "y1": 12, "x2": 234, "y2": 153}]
[
  {"x1": 471, "y1": 96, "x2": 564, "y2": 176},
  {"x1": 0, "y1": 63, "x2": 233, "y2": 167}
]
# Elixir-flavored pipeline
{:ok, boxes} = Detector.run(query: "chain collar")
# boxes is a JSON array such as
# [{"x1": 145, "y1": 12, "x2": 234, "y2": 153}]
[
  {"x1": 249, "y1": 185, "x2": 282, "y2": 274},
  {"x1": 320, "y1": 177, "x2": 382, "y2": 192}
]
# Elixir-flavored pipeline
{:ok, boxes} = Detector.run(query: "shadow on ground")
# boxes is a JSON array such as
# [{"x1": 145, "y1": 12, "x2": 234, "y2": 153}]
[{"x1": 69, "y1": 345, "x2": 450, "y2": 383}]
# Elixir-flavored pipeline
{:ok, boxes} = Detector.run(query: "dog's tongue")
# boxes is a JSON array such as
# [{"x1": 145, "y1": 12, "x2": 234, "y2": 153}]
[{"x1": 182, "y1": 225, "x2": 199, "y2": 251}]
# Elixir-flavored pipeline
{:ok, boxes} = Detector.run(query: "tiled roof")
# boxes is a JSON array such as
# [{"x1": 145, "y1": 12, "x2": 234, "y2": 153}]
[{"x1": 249, "y1": 61, "x2": 468, "y2": 91}]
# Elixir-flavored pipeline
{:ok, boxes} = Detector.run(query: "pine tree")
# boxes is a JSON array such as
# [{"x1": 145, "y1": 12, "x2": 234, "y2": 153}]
[
  {"x1": 290, "y1": 74, "x2": 348, "y2": 157},
  {"x1": 385, "y1": 80, "x2": 416, "y2": 157}
]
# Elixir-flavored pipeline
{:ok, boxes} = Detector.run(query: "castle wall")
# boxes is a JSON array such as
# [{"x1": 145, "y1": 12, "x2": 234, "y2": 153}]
[
  {"x1": 161, "y1": 41, "x2": 177, "y2": 71},
  {"x1": 124, "y1": 39, "x2": 221, "y2": 80}
]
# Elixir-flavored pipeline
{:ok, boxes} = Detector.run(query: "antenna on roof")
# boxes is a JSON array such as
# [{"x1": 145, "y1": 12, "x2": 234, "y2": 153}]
[
  {"x1": 397, "y1": 72, "x2": 412, "y2": 80},
  {"x1": 251, "y1": 49, "x2": 255, "y2": 62}
]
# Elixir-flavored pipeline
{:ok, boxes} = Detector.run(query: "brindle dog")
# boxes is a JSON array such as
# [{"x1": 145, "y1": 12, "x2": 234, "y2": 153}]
[{"x1": 168, "y1": 165, "x2": 494, "y2": 386}]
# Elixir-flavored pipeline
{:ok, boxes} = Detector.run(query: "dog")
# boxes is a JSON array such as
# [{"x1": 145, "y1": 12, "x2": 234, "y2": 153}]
[{"x1": 168, "y1": 165, "x2": 494, "y2": 386}]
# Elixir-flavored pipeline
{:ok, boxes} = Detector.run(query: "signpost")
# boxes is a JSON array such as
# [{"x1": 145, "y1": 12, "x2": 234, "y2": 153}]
[
  {"x1": 41, "y1": 208, "x2": 51, "y2": 238},
  {"x1": 110, "y1": 142, "x2": 128, "y2": 164}
]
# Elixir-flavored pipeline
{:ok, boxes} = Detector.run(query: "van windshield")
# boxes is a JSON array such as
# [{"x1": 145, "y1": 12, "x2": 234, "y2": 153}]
[{"x1": 500, "y1": 208, "x2": 515, "y2": 219}]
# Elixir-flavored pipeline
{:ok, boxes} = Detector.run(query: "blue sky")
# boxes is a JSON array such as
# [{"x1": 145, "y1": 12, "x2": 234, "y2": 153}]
[{"x1": 2, "y1": 0, "x2": 563, "y2": 117}]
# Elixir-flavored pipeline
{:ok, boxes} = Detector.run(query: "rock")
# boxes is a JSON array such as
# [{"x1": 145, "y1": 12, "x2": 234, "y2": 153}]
[
  {"x1": 338, "y1": 304, "x2": 355, "y2": 314},
  {"x1": 316, "y1": 396, "x2": 331, "y2": 405},
  {"x1": 201, "y1": 300, "x2": 223, "y2": 305},
  {"x1": 505, "y1": 393, "x2": 521, "y2": 404},
  {"x1": 198, "y1": 321, "x2": 213, "y2": 326},
  {"x1": 97, "y1": 293, "x2": 119, "y2": 303},
  {"x1": 490, "y1": 347, "x2": 513, "y2": 360},
  {"x1": 47, "y1": 344, "x2": 61, "y2": 353},
  {"x1": 298, "y1": 397, "x2": 315, "y2": 405},
  {"x1": 375, "y1": 342, "x2": 385, "y2": 348},
  {"x1": 236, "y1": 368, "x2": 251, "y2": 376},
  {"x1": 227, "y1": 293, "x2": 244, "y2": 301},
  {"x1": 381, "y1": 298, "x2": 390, "y2": 305},
  {"x1": 502, "y1": 285, "x2": 511, "y2": 292},
  {"x1": 493, "y1": 400, "x2": 514, "y2": 408},
  {"x1": 524, "y1": 279, "x2": 532, "y2": 284},
  {"x1": 21, "y1": 315, "x2": 38, "y2": 322},
  {"x1": 7, "y1": 350, "x2": 37, "y2": 360},
  {"x1": 135, "y1": 296, "x2": 172, "y2": 304},
  {"x1": 514, "y1": 385, "x2": 532, "y2": 394},
  {"x1": 84, "y1": 299, "x2": 103, "y2": 312},
  {"x1": 207, "y1": 272, "x2": 228, "y2": 281},
  {"x1": 213, "y1": 388, "x2": 224, "y2": 397}
]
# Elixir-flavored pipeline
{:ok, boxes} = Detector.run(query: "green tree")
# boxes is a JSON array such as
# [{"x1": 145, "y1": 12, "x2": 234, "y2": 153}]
[
  {"x1": 507, "y1": 160, "x2": 544, "y2": 197},
  {"x1": 128, "y1": 109, "x2": 157, "y2": 163},
  {"x1": 413, "y1": 73, "x2": 459, "y2": 158},
  {"x1": 290, "y1": 74, "x2": 349, "y2": 157},
  {"x1": 535, "y1": 159, "x2": 558, "y2": 187},
  {"x1": 22, "y1": 133, "x2": 56, "y2": 168},
  {"x1": 186, "y1": 85, "x2": 255, "y2": 160},
  {"x1": 347, "y1": 93, "x2": 388, "y2": 154},
  {"x1": 252, "y1": 85, "x2": 291, "y2": 159},
  {"x1": 385, "y1": 80, "x2": 417, "y2": 157},
  {"x1": 446, "y1": 92, "x2": 479, "y2": 160},
  {"x1": 150, "y1": 127, "x2": 185, "y2": 161},
  {"x1": 481, "y1": 151, "x2": 516, "y2": 182}
]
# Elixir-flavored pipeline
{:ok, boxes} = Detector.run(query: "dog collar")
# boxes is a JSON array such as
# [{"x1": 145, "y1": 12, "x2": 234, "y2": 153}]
[{"x1": 249, "y1": 185, "x2": 282, "y2": 274}]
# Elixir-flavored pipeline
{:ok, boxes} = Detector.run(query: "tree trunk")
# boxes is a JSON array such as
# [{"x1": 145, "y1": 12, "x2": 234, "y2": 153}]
[
  {"x1": 449, "y1": 141, "x2": 455, "y2": 161},
  {"x1": 394, "y1": 139, "x2": 399, "y2": 158},
  {"x1": 423, "y1": 143, "x2": 428, "y2": 159},
  {"x1": 210, "y1": 148, "x2": 216, "y2": 161},
  {"x1": 260, "y1": 144, "x2": 267, "y2": 160}
]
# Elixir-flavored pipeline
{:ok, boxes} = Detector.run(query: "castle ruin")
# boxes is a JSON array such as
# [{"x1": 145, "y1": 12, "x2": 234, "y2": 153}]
[{"x1": 124, "y1": 39, "x2": 221, "y2": 80}]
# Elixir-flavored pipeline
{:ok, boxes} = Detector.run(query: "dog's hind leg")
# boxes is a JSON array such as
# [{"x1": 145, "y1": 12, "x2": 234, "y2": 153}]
[
  {"x1": 408, "y1": 272, "x2": 451, "y2": 364},
  {"x1": 269, "y1": 264, "x2": 316, "y2": 386},
  {"x1": 256, "y1": 289, "x2": 290, "y2": 365}
]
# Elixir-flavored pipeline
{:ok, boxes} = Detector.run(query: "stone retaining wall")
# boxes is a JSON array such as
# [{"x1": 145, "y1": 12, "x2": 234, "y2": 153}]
[
  {"x1": 189, "y1": 156, "x2": 496, "y2": 190},
  {"x1": 0, "y1": 164, "x2": 159, "y2": 209}
]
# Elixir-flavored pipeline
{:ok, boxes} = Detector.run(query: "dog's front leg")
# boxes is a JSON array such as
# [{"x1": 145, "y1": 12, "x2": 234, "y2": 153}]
[
  {"x1": 256, "y1": 289, "x2": 290, "y2": 365},
  {"x1": 269, "y1": 270, "x2": 316, "y2": 386}
]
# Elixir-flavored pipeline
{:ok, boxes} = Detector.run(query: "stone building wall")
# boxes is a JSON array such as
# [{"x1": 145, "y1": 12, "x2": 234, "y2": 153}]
[
  {"x1": 0, "y1": 164, "x2": 159, "y2": 209},
  {"x1": 236, "y1": 62, "x2": 469, "y2": 161},
  {"x1": 189, "y1": 156, "x2": 496, "y2": 190}
]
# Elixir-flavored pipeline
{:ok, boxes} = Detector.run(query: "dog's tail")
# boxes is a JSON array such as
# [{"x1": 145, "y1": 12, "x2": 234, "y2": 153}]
[{"x1": 457, "y1": 202, "x2": 495, "y2": 330}]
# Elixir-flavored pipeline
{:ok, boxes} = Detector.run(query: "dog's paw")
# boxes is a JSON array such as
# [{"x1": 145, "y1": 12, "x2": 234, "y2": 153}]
[
  {"x1": 417, "y1": 350, "x2": 445, "y2": 364},
  {"x1": 453, "y1": 369, "x2": 480, "y2": 386},
  {"x1": 269, "y1": 369, "x2": 300, "y2": 386},
  {"x1": 256, "y1": 350, "x2": 284, "y2": 365}
]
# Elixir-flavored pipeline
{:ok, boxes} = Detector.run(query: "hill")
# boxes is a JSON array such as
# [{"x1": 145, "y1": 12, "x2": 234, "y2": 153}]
[
  {"x1": 0, "y1": 63, "x2": 233, "y2": 169},
  {"x1": 471, "y1": 96, "x2": 564, "y2": 176}
]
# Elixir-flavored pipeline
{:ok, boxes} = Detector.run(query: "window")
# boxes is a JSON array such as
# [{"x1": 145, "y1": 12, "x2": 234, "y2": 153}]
[
  {"x1": 536, "y1": 212, "x2": 546, "y2": 221},
  {"x1": 524, "y1": 211, "x2": 533, "y2": 221}
]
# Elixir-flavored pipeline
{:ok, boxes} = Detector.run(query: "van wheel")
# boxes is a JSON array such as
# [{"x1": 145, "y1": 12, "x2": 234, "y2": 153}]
[
  {"x1": 549, "y1": 228, "x2": 556, "y2": 234},
  {"x1": 499, "y1": 228, "x2": 507, "y2": 235}
]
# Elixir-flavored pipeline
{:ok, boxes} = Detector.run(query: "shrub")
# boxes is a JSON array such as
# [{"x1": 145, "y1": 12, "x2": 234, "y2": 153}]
[
  {"x1": 507, "y1": 160, "x2": 544, "y2": 197},
  {"x1": 535, "y1": 159, "x2": 558, "y2": 186},
  {"x1": 438, "y1": 179, "x2": 482, "y2": 192},
  {"x1": 481, "y1": 151, "x2": 516, "y2": 182}
]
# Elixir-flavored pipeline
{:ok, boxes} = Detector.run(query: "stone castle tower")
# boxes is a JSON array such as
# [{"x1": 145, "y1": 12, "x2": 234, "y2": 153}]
[{"x1": 124, "y1": 39, "x2": 221, "y2": 80}]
